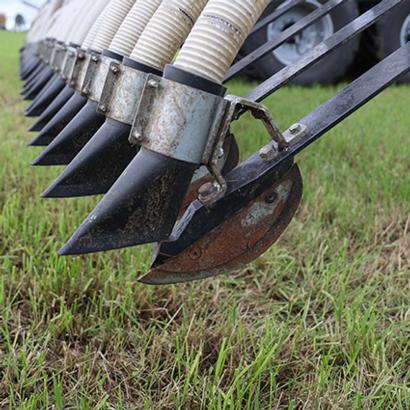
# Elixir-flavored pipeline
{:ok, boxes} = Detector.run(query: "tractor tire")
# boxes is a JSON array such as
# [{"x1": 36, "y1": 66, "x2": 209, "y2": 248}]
[
  {"x1": 243, "y1": 0, "x2": 360, "y2": 85},
  {"x1": 369, "y1": 1, "x2": 410, "y2": 83}
]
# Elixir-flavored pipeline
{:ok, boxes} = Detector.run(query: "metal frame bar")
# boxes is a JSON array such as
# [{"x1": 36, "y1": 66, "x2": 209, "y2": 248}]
[
  {"x1": 249, "y1": 0, "x2": 304, "y2": 36},
  {"x1": 225, "y1": 0, "x2": 347, "y2": 81},
  {"x1": 247, "y1": 0, "x2": 406, "y2": 103},
  {"x1": 283, "y1": 41, "x2": 410, "y2": 158}
]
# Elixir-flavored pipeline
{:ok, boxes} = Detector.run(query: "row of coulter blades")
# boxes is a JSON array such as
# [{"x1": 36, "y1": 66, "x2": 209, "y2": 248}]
[{"x1": 21, "y1": 0, "x2": 410, "y2": 284}]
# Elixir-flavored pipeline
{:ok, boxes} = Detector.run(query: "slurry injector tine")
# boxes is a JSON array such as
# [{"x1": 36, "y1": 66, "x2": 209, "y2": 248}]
[
  {"x1": 22, "y1": 0, "x2": 101, "y2": 103},
  {"x1": 25, "y1": 2, "x2": 109, "y2": 137},
  {"x1": 29, "y1": 86, "x2": 76, "y2": 133},
  {"x1": 59, "y1": 0, "x2": 271, "y2": 255},
  {"x1": 41, "y1": 0, "x2": 333, "y2": 200},
  {"x1": 42, "y1": 0, "x2": 237, "y2": 198}
]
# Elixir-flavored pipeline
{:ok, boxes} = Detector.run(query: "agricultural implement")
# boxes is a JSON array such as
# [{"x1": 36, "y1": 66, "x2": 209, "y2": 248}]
[{"x1": 20, "y1": 0, "x2": 410, "y2": 284}]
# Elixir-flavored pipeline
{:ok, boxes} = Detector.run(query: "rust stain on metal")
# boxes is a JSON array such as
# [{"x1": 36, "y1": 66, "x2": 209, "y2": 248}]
[{"x1": 142, "y1": 164, "x2": 303, "y2": 284}]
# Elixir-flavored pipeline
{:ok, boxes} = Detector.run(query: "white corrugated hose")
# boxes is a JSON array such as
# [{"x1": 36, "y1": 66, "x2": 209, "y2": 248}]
[
  {"x1": 91, "y1": 0, "x2": 137, "y2": 53},
  {"x1": 174, "y1": 0, "x2": 270, "y2": 83},
  {"x1": 69, "y1": 0, "x2": 112, "y2": 46},
  {"x1": 130, "y1": 0, "x2": 208, "y2": 70},
  {"x1": 109, "y1": 0, "x2": 162, "y2": 57},
  {"x1": 81, "y1": 5, "x2": 108, "y2": 50}
]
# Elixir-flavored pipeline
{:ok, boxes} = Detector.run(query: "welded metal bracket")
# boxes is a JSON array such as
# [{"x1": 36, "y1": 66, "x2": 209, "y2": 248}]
[
  {"x1": 96, "y1": 61, "x2": 121, "y2": 115},
  {"x1": 80, "y1": 52, "x2": 100, "y2": 96},
  {"x1": 61, "y1": 47, "x2": 77, "y2": 82},
  {"x1": 52, "y1": 44, "x2": 67, "y2": 73},
  {"x1": 99, "y1": 65, "x2": 159, "y2": 123},
  {"x1": 199, "y1": 95, "x2": 291, "y2": 205},
  {"x1": 68, "y1": 49, "x2": 87, "y2": 88}
]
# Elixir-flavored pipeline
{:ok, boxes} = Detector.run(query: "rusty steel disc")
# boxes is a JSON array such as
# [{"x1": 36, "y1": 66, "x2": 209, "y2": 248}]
[{"x1": 140, "y1": 164, "x2": 303, "y2": 284}]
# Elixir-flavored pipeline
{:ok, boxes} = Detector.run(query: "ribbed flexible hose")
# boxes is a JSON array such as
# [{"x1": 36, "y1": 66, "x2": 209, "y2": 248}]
[
  {"x1": 44, "y1": 8, "x2": 65, "y2": 40},
  {"x1": 55, "y1": 0, "x2": 91, "y2": 43},
  {"x1": 109, "y1": 0, "x2": 162, "y2": 57},
  {"x1": 130, "y1": 0, "x2": 208, "y2": 70},
  {"x1": 69, "y1": 0, "x2": 111, "y2": 45},
  {"x1": 42, "y1": 0, "x2": 67, "y2": 40},
  {"x1": 82, "y1": 5, "x2": 108, "y2": 50},
  {"x1": 27, "y1": 1, "x2": 55, "y2": 42},
  {"x1": 174, "y1": 0, "x2": 270, "y2": 83},
  {"x1": 91, "y1": 0, "x2": 137, "y2": 53}
]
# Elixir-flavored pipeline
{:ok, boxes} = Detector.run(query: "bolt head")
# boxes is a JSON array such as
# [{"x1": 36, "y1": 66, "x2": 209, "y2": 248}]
[
  {"x1": 129, "y1": 131, "x2": 144, "y2": 145},
  {"x1": 111, "y1": 65, "x2": 119, "y2": 74},
  {"x1": 99, "y1": 105, "x2": 107, "y2": 113},
  {"x1": 148, "y1": 79, "x2": 159, "y2": 88},
  {"x1": 92, "y1": 55, "x2": 99, "y2": 63},
  {"x1": 259, "y1": 145, "x2": 275, "y2": 161},
  {"x1": 198, "y1": 182, "x2": 216, "y2": 198},
  {"x1": 290, "y1": 123, "x2": 302, "y2": 135}
]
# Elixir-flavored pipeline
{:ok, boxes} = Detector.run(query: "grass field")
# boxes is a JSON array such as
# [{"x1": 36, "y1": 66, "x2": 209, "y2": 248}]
[{"x1": 0, "y1": 30, "x2": 409, "y2": 409}]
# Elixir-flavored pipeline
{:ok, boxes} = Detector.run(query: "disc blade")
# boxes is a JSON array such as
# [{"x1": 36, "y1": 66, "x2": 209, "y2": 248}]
[{"x1": 140, "y1": 165, "x2": 303, "y2": 285}]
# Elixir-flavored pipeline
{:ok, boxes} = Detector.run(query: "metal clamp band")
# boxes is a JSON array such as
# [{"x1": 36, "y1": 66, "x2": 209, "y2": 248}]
[
  {"x1": 131, "y1": 75, "x2": 228, "y2": 165},
  {"x1": 45, "y1": 44, "x2": 57, "y2": 65},
  {"x1": 97, "y1": 63, "x2": 153, "y2": 124}
]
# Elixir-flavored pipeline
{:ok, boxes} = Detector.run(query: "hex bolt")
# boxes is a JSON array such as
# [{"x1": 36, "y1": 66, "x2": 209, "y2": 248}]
[
  {"x1": 198, "y1": 182, "x2": 216, "y2": 198},
  {"x1": 217, "y1": 147, "x2": 225, "y2": 159},
  {"x1": 129, "y1": 131, "x2": 144, "y2": 145},
  {"x1": 259, "y1": 145, "x2": 275, "y2": 161},
  {"x1": 99, "y1": 105, "x2": 107, "y2": 113},
  {"x1": 198, "y1": 182, "x2": 222, "y2": 205},
  {"x1": 91, "y1": 55, "x2": 99, "y2": 63},
  {"x1": 290, "y1": 123, "x2": 302, "y2": 135},
  {"x1": 148, "y1": 79, "x2": 159, "y2": 88},
  {"x1": 111, "y1": 65, "x2": 119, "y2": 74}
]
